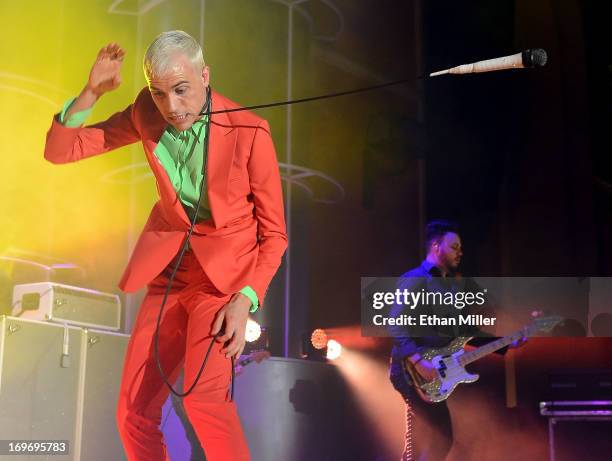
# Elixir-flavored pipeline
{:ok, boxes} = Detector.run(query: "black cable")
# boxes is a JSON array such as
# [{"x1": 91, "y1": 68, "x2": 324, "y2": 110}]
[
  {"x1": 231, "y1": 356, "x2": 235, "y2": 400},
  {"x1": 199, "y1": 77, "x2": 417, "y2": 116},
  {"x1": 153, "y1": 86, "x2": 224, "y2": 398}
]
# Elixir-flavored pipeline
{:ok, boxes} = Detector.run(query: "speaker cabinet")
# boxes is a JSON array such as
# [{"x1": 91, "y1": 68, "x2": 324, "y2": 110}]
[{"x1": 0, "y1": 316, "x2": 129, "y2": 460}]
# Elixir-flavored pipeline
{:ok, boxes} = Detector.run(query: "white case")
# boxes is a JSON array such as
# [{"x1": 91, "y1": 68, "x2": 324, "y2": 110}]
[{"x1": 12, "y1": 282, "x2": 121, "y2": 331}]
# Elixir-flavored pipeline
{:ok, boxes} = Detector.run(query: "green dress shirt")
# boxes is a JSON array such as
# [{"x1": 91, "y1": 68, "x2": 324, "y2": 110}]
[{"x1": 59, "y1": 98, "x2": 259, "y2": 312}]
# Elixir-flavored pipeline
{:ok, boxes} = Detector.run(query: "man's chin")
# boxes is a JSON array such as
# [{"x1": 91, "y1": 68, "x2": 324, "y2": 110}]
[
  {"x1": 164, "y1": 115, "x2": 194, "y2": 131},
  {"x1": 168, "y1": 119, "x2": 193, "y2": 131}
]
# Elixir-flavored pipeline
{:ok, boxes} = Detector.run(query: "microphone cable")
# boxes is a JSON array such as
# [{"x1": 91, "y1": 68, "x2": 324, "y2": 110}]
[
  {"x1": 153, "y1": 86, "x2": 237, "y2": 399},
  {"x1": 200, "y1": 77, "x2": 414, "y2": 117}
]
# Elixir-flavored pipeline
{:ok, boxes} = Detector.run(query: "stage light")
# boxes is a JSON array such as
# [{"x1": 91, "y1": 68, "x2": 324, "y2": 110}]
[
  {"x1": 245, "y1": 319, "x2": 262, "y2": 343},
  {"x1": 332, "y1": 348, "x2": 407, "y2": 455},
  {"x1": 326, "y1": 339, "x2": 342, "y2": 360},
  {"x1": 310, "y1": 328, "x2": 328, "y2": 350}
]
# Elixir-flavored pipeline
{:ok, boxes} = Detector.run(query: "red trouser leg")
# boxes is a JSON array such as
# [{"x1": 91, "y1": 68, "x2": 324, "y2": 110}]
[
  {"x1": 181, "y1": 286, "x2": 250, "y2": 460},
  {"x1": 115, "y1": 287, "x2": 185, "y2": 461},
  {"x1": 116, "y1": 251, "x2": 250, "y2": 461}
]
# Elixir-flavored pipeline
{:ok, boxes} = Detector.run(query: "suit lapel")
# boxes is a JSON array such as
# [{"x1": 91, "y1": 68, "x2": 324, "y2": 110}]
[
  {"x1": 141, "y1": 107, "x2": 191, "y2": 226},
  {"x1": 207, "y1": 90, "x2": 237, "y2": 229}
]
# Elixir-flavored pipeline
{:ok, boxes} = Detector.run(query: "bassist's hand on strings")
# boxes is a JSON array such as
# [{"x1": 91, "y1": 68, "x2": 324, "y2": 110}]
[{"x1": 405, "y1": 353, "x2": 438, "y2": 382}]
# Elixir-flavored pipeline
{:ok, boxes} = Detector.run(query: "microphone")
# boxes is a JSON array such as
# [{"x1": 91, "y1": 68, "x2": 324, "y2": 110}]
[{"x1": 430, "y1": 48, "x2": 548, "y2": 76}]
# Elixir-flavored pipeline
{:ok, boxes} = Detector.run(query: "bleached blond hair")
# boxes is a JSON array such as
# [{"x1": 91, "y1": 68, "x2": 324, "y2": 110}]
[{"x1": 143, "y1": 30, "x2": 204, "y2": 80}]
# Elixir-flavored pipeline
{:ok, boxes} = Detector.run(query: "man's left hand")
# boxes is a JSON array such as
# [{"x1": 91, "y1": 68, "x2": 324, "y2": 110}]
[{"x1": 211, "y1": 293, "x2": 252, "y2": 359}]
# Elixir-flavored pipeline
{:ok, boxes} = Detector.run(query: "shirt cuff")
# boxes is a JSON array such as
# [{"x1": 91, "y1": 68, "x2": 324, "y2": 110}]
[
  {"x1": 239, "y1": 286, "x2": 259, "y2": 313},
  {"x1": 59, "y1": 97, "x2": 93, "y2": 128}
]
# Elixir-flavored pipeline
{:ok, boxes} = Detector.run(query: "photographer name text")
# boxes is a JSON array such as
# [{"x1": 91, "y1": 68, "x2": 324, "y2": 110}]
[{"x1": 372, "y1": 313, "x2": 496, "y2": 326}]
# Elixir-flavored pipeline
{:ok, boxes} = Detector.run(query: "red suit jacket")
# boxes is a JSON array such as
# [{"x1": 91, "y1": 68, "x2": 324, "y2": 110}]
[{"x1": 44, "y1": 88, "x2": 287, "y2": 306}]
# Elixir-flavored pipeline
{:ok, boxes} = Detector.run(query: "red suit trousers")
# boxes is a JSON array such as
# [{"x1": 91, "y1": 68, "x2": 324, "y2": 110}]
[{"x1": 116, "y1": 250, "x2": 250, "y2": 460}]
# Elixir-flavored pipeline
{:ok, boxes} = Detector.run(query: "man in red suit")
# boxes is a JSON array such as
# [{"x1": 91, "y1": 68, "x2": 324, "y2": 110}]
[{"x1": 44, "y1": 31, "x2": 287, "y2": 461}]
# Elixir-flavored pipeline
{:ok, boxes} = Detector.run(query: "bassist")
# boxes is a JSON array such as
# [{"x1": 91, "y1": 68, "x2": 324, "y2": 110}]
[
  {"x1": 389, "y1": 220, "x2": 460, "y2": 461},
  {"x1": 388, "y1": 220, "x2": 502, "y2": 461}
]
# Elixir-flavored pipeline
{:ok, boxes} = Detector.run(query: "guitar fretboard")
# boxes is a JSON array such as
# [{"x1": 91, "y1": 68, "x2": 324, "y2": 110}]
[{"x1": 458, "y1": 330, "x2": 525, "y2": 367}]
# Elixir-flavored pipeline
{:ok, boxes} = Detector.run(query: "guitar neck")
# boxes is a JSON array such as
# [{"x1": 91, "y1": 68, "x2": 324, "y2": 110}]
[{"x1": 458, "y1": 331, "x2": 523, "y2": 367}]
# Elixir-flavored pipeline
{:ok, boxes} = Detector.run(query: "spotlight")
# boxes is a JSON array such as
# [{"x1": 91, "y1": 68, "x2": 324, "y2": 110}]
[
  {"x1": 245, "y1": 319, "x2": 262, "y2": 343},
  {"x1": 300, "y1": 330, "x2": 325, "y2": 361},
  {"x1": 243, "y1": 322, "x2": 268, "y2": 354},
  {"x1": 310, "y1": 328, "x2": 328, "y2": 350},
  {"x1": 326, "y1": 339, "x2": 342, "y2": 360}
]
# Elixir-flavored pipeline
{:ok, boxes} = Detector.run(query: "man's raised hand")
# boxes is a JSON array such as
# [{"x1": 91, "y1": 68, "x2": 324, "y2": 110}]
[
  {"x1": 87, "y1": 43, "x2": 126, "y2": 97},
  {"x1": 63, "y1": 43, "x2": 126, "y2": 121}
]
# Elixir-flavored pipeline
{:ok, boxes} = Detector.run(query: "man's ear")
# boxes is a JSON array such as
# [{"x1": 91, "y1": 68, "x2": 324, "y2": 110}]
[{"x1": 202, "y1": 65, "x2": 210, "y2": 87}]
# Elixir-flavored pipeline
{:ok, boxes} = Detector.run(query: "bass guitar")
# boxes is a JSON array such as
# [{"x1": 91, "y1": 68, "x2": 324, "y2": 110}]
[{"x1": 404, "y1": 315, "x2": 561, "y2": 403}]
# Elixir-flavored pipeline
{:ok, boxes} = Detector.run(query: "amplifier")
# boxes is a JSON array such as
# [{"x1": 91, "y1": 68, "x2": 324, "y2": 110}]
[
  {"x1": 12, "y1": 282, "x2": 121, "y2": 331},
  {"x1": 547, "y1": 369, "x2": 612, "y2": 400},
  {"x1": 0, "y1": 316, "x2": 129, "y2": 460},
  {"x1": 540, "y1": 400, "x2": 612, "y2": 416},
  {"x1": 540, "y1": 400, "x2": 612, "y2": 461}
]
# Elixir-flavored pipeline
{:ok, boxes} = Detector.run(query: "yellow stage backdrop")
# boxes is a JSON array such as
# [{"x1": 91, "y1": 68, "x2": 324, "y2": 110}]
[{"x1": 0, "y1": 0, "x2": 293, "y2": 296}]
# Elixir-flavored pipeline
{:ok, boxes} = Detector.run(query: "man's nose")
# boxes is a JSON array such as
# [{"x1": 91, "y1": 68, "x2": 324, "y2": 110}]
[{"x1": 165, "y1": 95, "x2": 178, "y2": 113}]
